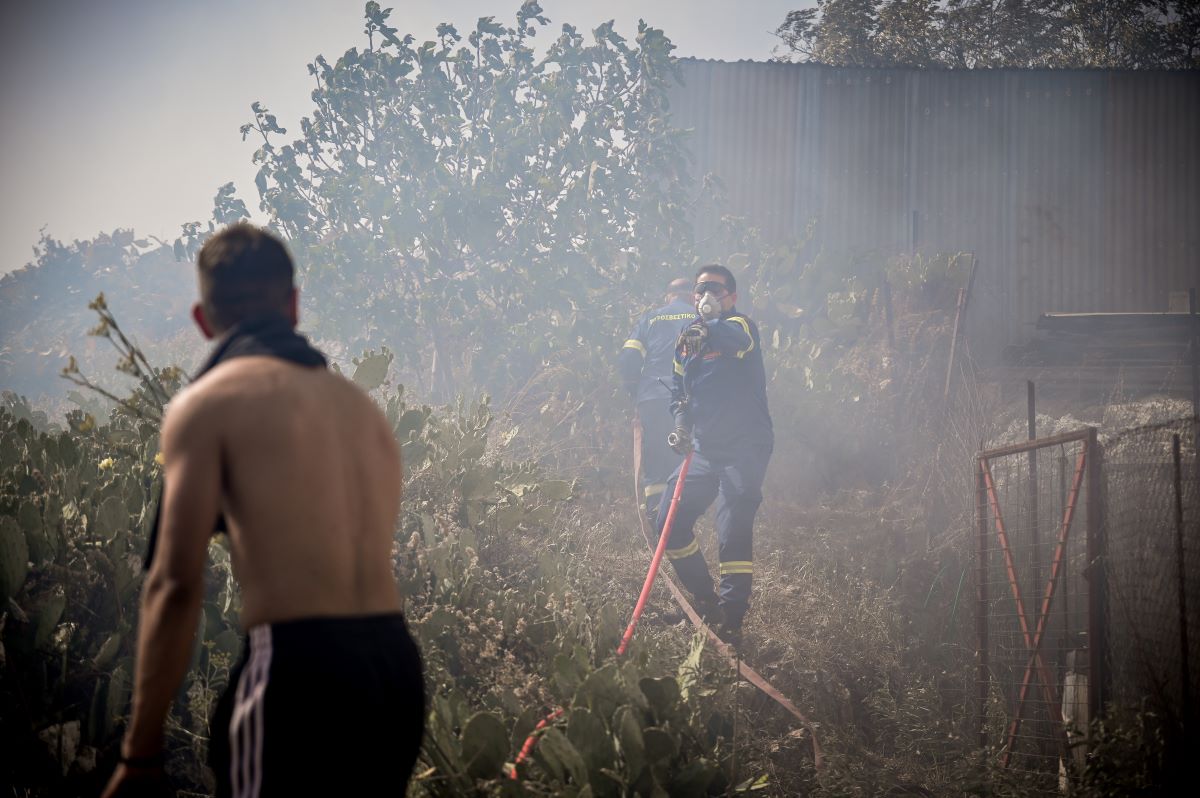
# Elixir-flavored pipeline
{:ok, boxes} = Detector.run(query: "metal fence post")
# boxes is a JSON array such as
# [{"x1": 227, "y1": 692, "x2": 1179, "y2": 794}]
[
  {"x1": 1028, "y1": 382, "x2": 1040, "y2": 617},
  {"x1": 1172, "y1": 434, "x2": 1191, "y2": 728},
  {"x1": 1191, "y1": 289, "x2": 1199, "y2": 460},
  {"x1": 1086, "y1": 428, "x2": 1107, "y2": 720},
  {"x1": 977, "y1": 455, "x2": 990, "y2": 748}
]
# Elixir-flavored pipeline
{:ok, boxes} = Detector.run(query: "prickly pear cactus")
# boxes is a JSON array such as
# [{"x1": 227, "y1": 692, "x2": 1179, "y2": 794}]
[
  {"x1": 18, "y1": 499, "x2": 54, "y2": 565},
  {"x1": 0, "y1": 515, "x2": 28, "y2": 601}
]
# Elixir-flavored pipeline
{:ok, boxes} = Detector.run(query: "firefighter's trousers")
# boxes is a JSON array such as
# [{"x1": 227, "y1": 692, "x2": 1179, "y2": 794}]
[{"x1": 654, "y1": 444, "x2": 772, "y2": 626}]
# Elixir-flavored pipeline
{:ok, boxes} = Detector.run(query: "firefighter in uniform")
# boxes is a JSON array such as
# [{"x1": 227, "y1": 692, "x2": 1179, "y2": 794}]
[
  {"x1": 656, "y1": 265, "x2": 773, "y2": 647},
  {"x1": 618, "y1": 277, "x2": 696, "y2": 522}
]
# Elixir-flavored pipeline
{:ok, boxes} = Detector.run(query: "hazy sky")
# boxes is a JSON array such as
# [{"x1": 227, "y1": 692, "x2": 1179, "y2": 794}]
[{"x1": 0, "y1": 1, "x2": 807, "y2": 275}]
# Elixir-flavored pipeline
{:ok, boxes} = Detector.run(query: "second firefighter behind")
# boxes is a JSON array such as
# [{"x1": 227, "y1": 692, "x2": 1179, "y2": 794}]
[
  {"x1": 618, "y1": 277, "x2": 696, "y2": 522},
  {"x1": 656, "y1": 265, "x2": 773, "y2": 648}
]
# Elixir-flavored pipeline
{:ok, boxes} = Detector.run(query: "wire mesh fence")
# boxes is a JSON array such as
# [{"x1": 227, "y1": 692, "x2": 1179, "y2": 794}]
[
  {"x1": 976, "y1": 429, "x2": 1097, "y2": 787},
  {"x1": 1102, "y1": 418, "x2": 1199, "y2": 728},
  {"x1": 973, "y1": 417, "x2": 1199, "y2": 791}
]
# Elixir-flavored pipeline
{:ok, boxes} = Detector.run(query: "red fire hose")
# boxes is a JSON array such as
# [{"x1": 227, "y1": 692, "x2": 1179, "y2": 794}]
[
  {"x1": 512, "y1": 449, "x2": 694, "y2": 777},
  {"x1": 508, "y1": 707, "x2": 565, "y2": 779},
  {"x1": 616, "y1": 450, "x2": 694, "y2": 656}
]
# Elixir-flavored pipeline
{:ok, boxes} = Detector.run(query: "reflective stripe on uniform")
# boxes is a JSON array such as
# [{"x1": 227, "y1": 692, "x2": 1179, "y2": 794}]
[
  {"x1": 622, "y1": 338, "x2": 646, "y2": 355},
  {"x1": 666, "y1": 539, "x2": 700, "y2": 560},
  {"x1": 719, "y1": 560, "x2": 754, "y2": 575},
  {"x1": 673, "y1": 358, "x2": 684, "y2": 376},
  {"x1": 644, "y1": 483, "x2": 666, "y2": 498},
  {"x1": 727, "y1": 316, "x2": 755, "y2": 359}
]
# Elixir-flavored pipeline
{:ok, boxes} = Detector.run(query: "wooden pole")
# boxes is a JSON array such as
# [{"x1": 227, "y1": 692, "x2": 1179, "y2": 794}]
[
  {"x1": 944, "y1": 255, "x2": 978, "y2": 401},
  {"x1": 945, "y1": 288, "x2": 967, "y2": 400}
]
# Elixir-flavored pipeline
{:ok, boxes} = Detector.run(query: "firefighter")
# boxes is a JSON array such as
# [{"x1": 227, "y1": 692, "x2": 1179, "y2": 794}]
[
  {"x1": 618, "y1": 276, "x2": 697, "y2": 523},
  {"x1": 657, "y1": 264, "x2": 773, "y2": 648}
]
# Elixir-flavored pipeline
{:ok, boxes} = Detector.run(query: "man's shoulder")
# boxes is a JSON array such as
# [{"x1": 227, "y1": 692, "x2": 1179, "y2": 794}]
[
  {"x1": 724, "y1": 308, "x2": 756, "y2": 323},
  {"x1": 160, "y1": 375, "x2": 228, "y2": 444},
  {"x1": 171, "y1": 359, "x2": 359, "y2": 418},
  {"x1": 724, "y1": 311, "x2": 761, "y2": 334},
  {"x1": 180, "y1": 357, "x2": 279, "y2": 404}
]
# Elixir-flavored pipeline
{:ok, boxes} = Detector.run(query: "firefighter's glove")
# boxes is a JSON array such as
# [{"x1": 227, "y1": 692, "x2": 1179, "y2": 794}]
[
  {"x1": 667, "y1": 426, "x2": 693, "y2": 455},
  {"x1": 678, "y1": 321, "x2": 708, "y2": 358}
]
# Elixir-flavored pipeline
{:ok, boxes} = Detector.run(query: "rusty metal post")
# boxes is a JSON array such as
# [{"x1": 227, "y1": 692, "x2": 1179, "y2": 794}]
[
  {"x1": 1173, "y1": 434, "x2": 1191, "y2": 728},
  {"x1": 1028, "y1": 381, "x2": 1040, "y2": 631},
  {"x1": 1060, "y1": 445, "x2": 1070, "y2": 669},
  {"x1": 977, "y1": 456, "x2": 990, "y2": 748},
  {"x1": 1086, "y1": 428, "x2": 1107, "y2": 720}
]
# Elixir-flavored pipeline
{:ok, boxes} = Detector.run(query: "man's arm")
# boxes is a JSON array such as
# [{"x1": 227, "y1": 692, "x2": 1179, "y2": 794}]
[
  {"x1": 123, "y1": 391, "x2": 223, "y2": 758},
  {"x1": 702, "y1": 315, "x2": 755, "y2": 358}
]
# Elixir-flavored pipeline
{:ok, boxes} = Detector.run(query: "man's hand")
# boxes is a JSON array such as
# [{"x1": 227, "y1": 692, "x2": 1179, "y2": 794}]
[
  {"x1": 101, "y1": 761, "x2": 172, "y2": 798},
  {"x1": 667, "y1": 426, "x2": 693, "y2": 455},
  {"x1": 678, "y1": 322, "x2": 708, "y2": 358}
]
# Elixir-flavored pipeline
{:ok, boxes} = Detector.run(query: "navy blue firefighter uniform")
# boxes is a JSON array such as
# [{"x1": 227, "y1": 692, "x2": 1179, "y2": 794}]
[
  {"x1": 655, "y1": 308, "x2": 773, "y2": 634},
  {"x1": 618, "y1": 296, "x2": 697, "y2": 519}
]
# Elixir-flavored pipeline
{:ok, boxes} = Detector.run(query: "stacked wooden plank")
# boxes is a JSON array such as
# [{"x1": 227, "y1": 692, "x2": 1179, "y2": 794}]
[{"x1": 990, "y1": 313, "x2": 1199, "y2": 400}]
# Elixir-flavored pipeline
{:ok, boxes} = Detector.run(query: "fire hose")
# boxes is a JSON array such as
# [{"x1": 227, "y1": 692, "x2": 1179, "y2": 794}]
[
  {"x1": 617, "y1": 449, "x2": 694, "y2": 655},
  {"x1": 512, "y1": 451, "x2": 694, "y2": 779},
  {"x1": 629, "y1": 419, "x2": 823, "y2": 768},
  {"x1": 509, "y1": 420, "x2": 823, "y2": 779}
]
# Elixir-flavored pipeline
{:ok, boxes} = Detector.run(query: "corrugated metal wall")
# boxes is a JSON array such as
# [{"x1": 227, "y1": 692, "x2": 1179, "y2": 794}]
[{"x1": 669, "y1": 59, "x2": 1200, "y2": 348}]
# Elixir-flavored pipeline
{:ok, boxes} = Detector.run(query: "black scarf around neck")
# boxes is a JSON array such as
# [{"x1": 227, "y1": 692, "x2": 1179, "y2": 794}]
[{"x1": 143, "y1": 317, "x2": 327, "y2": 569}]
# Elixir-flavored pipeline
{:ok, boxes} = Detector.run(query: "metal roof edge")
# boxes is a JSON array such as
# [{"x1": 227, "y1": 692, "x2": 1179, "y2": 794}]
[{"x1": 672, "y1": 56, "x2": 1200, "y2": 77}]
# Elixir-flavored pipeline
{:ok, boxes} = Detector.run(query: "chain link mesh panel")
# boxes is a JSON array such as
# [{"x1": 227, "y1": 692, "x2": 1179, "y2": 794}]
[
  {"x1": 1102, "y1": 418, "x2": 1199, "y2": 722},
  {"x1": 976, "y1": 430, "x2": 1094, "y2": 788}
]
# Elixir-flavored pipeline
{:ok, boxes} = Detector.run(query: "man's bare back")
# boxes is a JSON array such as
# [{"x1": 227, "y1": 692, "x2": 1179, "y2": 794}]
[
  {"x1": 176, "y1": 356, "x2": 402, "y2": 628},
  {"x1": 104, "y1": 224, "x2": 425, "y2": 798}
]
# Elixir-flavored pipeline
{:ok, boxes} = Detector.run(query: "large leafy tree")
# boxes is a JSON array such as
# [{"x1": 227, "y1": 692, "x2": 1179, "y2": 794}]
[
  {"x1": 243, "y1": 2, "x2": 693, "y2": 400},
  {"x1": 775, "y1": 0, "x2": 1200, "y2": 68}
]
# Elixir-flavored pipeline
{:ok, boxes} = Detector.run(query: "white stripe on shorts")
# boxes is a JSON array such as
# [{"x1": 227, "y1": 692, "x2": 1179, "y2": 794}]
[{"x1": 229, "y1": 625, "x2": 272, "y2": 798}]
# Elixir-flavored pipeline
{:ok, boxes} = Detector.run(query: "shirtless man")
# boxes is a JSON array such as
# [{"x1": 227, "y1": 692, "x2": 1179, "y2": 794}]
[{"x1": 102, "y1": 223, "x2": 424, "y2": 798}]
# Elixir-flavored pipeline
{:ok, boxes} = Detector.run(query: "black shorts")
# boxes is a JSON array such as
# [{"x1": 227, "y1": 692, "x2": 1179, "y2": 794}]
[{"x1": 209, "y1": 613, "x2": 425, "y2": 797}]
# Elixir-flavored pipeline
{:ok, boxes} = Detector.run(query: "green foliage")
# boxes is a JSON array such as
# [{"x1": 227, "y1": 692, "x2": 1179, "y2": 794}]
[
  {"x1": 0, "y1": 346, "x2": 762, "y2": 795},
  {"x1": 774, "y1": 0, "x2": 1200, "y2": 69},
  {"x1": 0, "y1": 515, "x2": 28, "y2": 601},
  {"x1": 1067, "y1": 708, "x2": 1185, "y2": 797},
  {"x1": 0, "y1": 397, "x2": 224, "y2": 791},
  {"x1": 244, "y1": 2, "x2": 692, "y2": 401},
  {"x1": 361, "y1": 386, "x2": 755, "y2": 796}
]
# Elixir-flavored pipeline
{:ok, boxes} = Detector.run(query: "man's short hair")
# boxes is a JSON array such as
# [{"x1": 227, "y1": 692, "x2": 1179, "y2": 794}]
[
  {"x1": 695, "y1": 264, "x2": 736, "y2": 293},
  {"x1": 197, "y1": 223, "x2": 295, "y2": 331},
  {"x1": 667, "y1": 277, "x2": 691, "y2": 294}
]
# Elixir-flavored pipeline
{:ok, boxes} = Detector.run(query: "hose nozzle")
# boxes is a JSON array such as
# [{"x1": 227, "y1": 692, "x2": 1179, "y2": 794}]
[{"x1": 667, "y1": 427, "x2": 693, "y2": 454}]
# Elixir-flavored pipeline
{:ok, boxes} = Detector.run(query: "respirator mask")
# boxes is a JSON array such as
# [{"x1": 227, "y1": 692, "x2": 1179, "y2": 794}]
[{"x1": 695, "y1": 280, "x2": 726, "y2": 320}]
